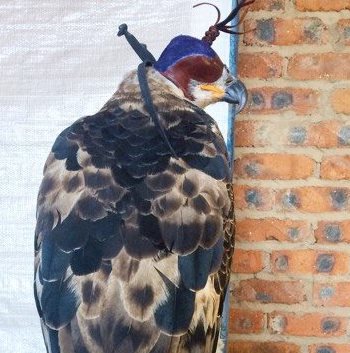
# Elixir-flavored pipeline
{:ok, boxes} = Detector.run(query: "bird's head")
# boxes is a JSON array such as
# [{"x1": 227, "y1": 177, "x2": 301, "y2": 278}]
[
  {"x1": 154, "y1": 35, "x2": 246, "y2": 110},
  {"x1": 152, "y1": 0, "x2": 254, "y2": 110},
  {"x1": 118, "y1": 0, "x2": 254, "y2": 111}
]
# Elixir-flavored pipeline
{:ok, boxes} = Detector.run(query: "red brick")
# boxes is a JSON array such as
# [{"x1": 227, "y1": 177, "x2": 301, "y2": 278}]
[
  {"x1": 235, "y1": 120, "x2": 350, "y2": 148},
  {"x1": 337, "y1": 19, "x2": 350, "y2": 45},
  {"x1": 229, "y1": 308, "x2": 264, "y2": 334},
  {"x1": 234, "y1": 279, "x2": 306, "y2": 304},
  {"x1": 233, "y1": 185, "x2": 275, "y2": 211},
  {"x1": 296, "y1": 0, "x2": 350, "y2": 11},
  {"x1": 314, "y1": 282, "x2": 350, "y2": 307},
  {"x1": 234, "y1": 120, "x2": 300, "y2": 148},
  {"x1": 238, "y1": 53, "x2": 283, "y2": 79},
  {"x1": 245, "y1": 87, "x2": 319, "y2": 115},
  {"x1": 229, "y1": 341, "x2": 300, "y2": 353},
  {"x1": 234, "y1": 153, "x2": 314, "y2": 179},
  {"x1": 249, "y1": 0, "x2": 286, "y2": 11},
  {"x1": 321, "y1": 156, "x2": 350, "y2": 180},
  {"x1": 232, "y1": 249, "x2": 264, "y2": 274},
  {"x1": 331, "y1": 89, "x2": 350, "y2": 114},
  {"x1": 236, "y1": 218, "x2": 312, "y2": 242},
  {"x1": 244, "y1": 18, "x2": 327, "y2": 46},
  {"x1": 235, "y1": 120, "x2": 286, "y2": 147},
  {"x1": 308, "y1": 121, "x2": 346, "y2": 147},
  {"x1": 276, "y1": 187, "x2": 350, "y2": 213},
  {"x1": 269, "y1": 312, "x2": 348, "y2": 336},
  {"x1": 288, "y1": 53, "x2": 350, "y2": 80},
  {"x1": 271, "y1": 250, "x2": 350, "y2": 275},
  {"x1": 235, "y1": 120, "x2": 261, "y2": 147},
  {"x1": 288, "y1": 121, "x2": 348, "y2": 147},
  {"x1": 309, "y1": 344, "x2": 350, "y2": 353},
  {"x1": 315, "y1": 220, "x2": 350, "y2": 244}
]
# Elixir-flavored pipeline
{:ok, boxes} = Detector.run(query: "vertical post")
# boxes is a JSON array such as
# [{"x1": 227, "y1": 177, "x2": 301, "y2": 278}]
[
  {"x1": 227, "y1": 0, "x2": 239, "y2": 167},
  {"x1": 219, "y1": 1, "x2": 239, "y2": 352}
]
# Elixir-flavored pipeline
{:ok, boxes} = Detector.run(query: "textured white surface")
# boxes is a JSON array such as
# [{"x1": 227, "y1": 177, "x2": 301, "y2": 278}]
[{"x1": 0, "y1": 1, "x2": 230, "y2": 352}]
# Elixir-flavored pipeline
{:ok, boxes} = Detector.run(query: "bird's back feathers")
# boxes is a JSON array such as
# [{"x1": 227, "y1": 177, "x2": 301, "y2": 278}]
[{"x1": 34, "y1": 69, "x2": 233, "y2": 353}]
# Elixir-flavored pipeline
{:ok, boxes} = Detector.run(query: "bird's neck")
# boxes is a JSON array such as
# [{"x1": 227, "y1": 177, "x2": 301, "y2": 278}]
[{"x1": 103, "y1": 67, "x2": 188, "y2": 113}]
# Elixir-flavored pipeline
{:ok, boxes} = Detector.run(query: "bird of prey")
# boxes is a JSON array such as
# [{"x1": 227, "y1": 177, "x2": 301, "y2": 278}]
[{"x1": 34, "y1": 2, "x2": 251, "y2": 353}]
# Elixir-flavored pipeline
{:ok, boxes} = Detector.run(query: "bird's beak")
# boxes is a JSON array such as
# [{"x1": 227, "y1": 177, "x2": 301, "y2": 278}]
[{"x1": 222, "y1": 80, "x2": 248, "y2": 113}]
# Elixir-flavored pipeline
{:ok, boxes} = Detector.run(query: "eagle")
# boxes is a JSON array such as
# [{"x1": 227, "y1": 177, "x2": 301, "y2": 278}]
[{"x1": 34, "y1": 2, "x2": 251, "y2": 353}]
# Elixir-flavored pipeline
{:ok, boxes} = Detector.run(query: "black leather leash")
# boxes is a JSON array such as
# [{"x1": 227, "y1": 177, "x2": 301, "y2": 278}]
[
  {"x1": 137, "y1": 62, "x2": 178, "y2": 159},
  {"x1": 118, "y1": 24, "x2": 178, "y2": 159}
]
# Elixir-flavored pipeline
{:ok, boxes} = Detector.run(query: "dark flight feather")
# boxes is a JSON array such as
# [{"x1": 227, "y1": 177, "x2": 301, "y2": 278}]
[
  {"x1": 41, "y1": 232, "x2": 72, "y2": 281},
  {"x1": 40, "y1": 321, "x2": 61, "y2": 353},
  {"x1": 39, "y1": 270, "x2": 80, "y2": 329},
  {"x1": 178, "y1": 238, "x2": 224, "y2": 291},
  {"x1": 154, "y1": 270, "x2": 195, "y2": 335}
]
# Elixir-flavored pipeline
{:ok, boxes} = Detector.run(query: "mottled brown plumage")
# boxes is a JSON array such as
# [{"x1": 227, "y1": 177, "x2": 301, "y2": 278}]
[{"x1": 35, "y1": 63, "x2": 236, "y2": 353}]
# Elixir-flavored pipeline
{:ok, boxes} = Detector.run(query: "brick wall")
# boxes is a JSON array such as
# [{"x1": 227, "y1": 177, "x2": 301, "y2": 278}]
[{"x1": 230, "y1": 1, "x2": 350, "y2": 353}]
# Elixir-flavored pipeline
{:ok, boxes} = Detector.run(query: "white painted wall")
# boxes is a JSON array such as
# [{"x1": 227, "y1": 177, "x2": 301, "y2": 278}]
[{"x1": 0, "y1": 1, "x2": 230, "y2": 352}]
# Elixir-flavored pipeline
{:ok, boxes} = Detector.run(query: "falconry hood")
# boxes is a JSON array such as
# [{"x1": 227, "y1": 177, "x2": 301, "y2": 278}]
[{"x1": 118, "y1": 0, "x2": 254, "y2": 112}]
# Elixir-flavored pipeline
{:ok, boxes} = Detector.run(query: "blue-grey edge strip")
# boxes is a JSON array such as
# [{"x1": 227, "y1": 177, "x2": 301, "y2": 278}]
[{"x1": 220, "y1": 0, "x2": 239, "y2": 352}]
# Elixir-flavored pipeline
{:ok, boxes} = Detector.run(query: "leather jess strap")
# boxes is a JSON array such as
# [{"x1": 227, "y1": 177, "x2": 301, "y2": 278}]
[{"x1": 137, "y1": 62, "x2": 178, "y2": 159}]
